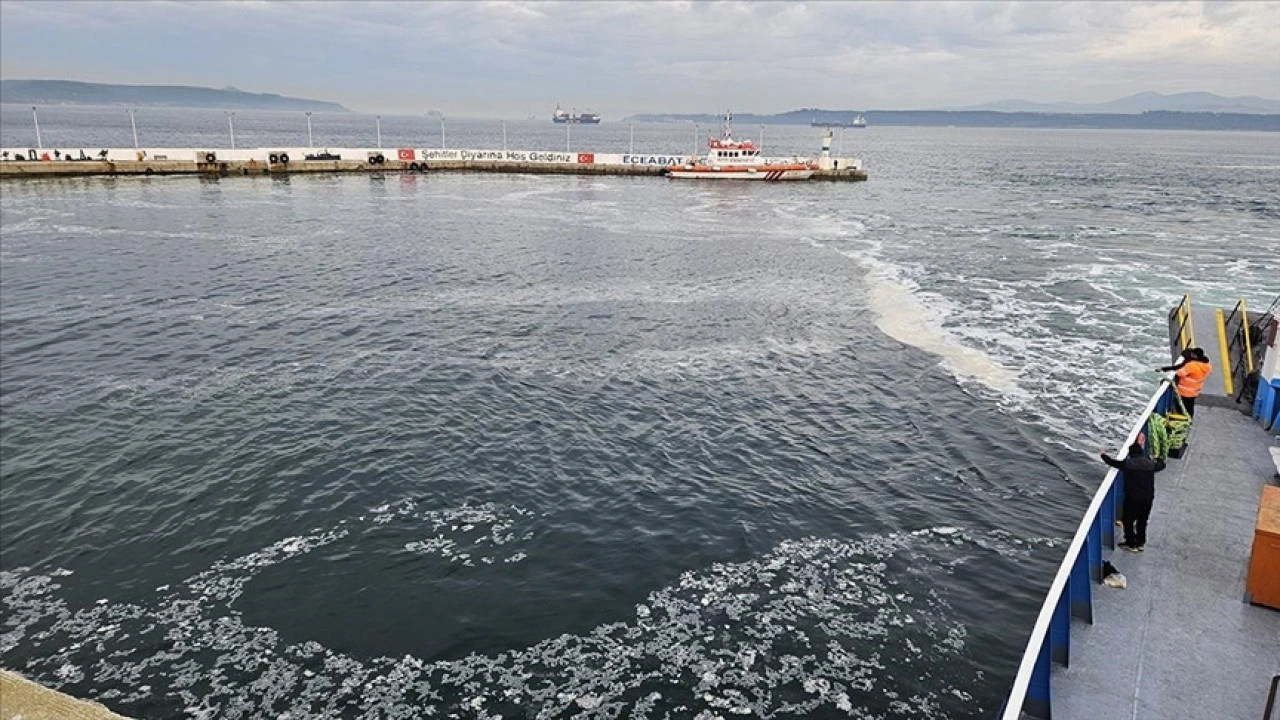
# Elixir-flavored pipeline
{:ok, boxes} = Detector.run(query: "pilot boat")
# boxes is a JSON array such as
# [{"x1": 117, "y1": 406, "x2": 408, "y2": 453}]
[{"x1": 668, "y1": 111, "x2": 816, "y2": 181}]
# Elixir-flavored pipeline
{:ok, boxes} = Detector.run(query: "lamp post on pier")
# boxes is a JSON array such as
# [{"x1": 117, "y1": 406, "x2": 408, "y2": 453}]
[
  {"x1": 629, "y1": 123, "x2": 634, "y2": 154},
  {"x1": 502, "y1": 120, "x2": 507, "y2": 152},
  {"x1": 32, "y1": 106, "x2": 42, "y2": 150},
  {"x1": 441, "y1": 115, "x2": 446, "y2": 149},
  {"x1": 305, "y1": 112, "x2": 313, "y2": 148},
  {"x1": 693, "y1": 123, "x2": 699, "y2": 156},
  {"x1": 225, "y1": 111, "x2": 236, "y2": 149},
  {"x1": 760, "y1": 124, "x2": 765, "y2": 149},
  {"x1": 127, "y1": 109, "x2": 139, "y2": 149},
  {"x1": 566, "y1": 111, "x2": 572, "y2": 152},
  {"x1": 375, "y1": 115, "x2": 382, "y2": 149}
]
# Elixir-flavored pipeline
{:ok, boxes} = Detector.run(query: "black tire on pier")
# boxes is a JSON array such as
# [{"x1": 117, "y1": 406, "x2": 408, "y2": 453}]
[
  {"x1": 269, "y1": 153, "x2": 279, "y2": 164},
  {"x1": 204, "y1": 153, "x2": 216, "y2": 163},
  {"x1": 279, "y1": 153, "x2": 289, "y2": 164}
]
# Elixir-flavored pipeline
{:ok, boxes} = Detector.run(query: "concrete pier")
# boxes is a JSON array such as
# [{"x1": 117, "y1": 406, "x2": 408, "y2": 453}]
[
  {"x1": 0, "y1": 669, "x2": 131, "y2": 720},
  {"x1": 0, "y1": 146, "x2": 868, "y2": 181}
]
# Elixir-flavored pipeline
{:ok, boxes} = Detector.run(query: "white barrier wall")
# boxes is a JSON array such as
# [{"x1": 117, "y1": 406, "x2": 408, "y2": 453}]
[{"x1": 1, "y1": 146, "x2": 861, "y2": 170}]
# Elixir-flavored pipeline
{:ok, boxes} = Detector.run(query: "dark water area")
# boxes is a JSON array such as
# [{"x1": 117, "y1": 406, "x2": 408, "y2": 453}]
[{"x1": 1, "y1": 108, "x2": 1277, "y2": 718}]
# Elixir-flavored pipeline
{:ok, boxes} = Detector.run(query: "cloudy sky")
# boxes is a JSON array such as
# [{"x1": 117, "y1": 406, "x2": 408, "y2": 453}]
[{"x1": 2, "y1": 1, "x2": 1277, "y2": 116}]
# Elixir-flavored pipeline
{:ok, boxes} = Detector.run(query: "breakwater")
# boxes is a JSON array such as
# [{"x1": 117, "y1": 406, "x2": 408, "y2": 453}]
[{"x1": 0, "y1": 146, "x2": 868, "y2": 181}]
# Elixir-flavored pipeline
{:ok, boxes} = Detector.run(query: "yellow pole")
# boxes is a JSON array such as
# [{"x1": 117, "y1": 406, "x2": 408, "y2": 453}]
[
  {"x1": 1176, "y1": 305, "x2": 1185, "y2": 350},
  {"x1": 1215, "y1": 307, "x2": 1233, "y2": 396},
  {"x1": 1176, "y1": 295, "x2": 1192, "y2": 350},
  {"x1": 1185, "y1": 295, "x2": 1195, "y2": 348},
  {"x1": 1240, "y1": 300, "x2": 1254, "y2": 372}
]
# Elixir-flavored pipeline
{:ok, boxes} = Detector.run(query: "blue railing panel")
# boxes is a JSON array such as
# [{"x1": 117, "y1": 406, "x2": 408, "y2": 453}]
[
  {"x1": 1050, "y1": 589, "x2": 1070, "y2": 665},
  {"x1": 1024, "y1": 636, "x2": 1052, "y2": 719},
  {"x1": 1100, "y1": 489, "x2": 1116, "y2": 549},
  {"x1": 1074, "y1": 534, "x2": 1096, "y2": 623}
]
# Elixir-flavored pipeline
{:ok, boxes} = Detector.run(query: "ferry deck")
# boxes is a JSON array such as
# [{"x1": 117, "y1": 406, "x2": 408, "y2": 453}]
[{"x1": 1005, "y1": 297, "x2": 1280, "y2": 720}]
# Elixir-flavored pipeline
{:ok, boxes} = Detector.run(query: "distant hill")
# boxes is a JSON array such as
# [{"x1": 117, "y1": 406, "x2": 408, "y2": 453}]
[
  {"x1": 0, "y1": 80, "x2": 350, "y2": 112},
  {"x1": 960, "y1": 91, "x2": 1280, "y2": 115},
  {"x1": 624, "y1": 108, "x2": 1280, "y2": 131}
]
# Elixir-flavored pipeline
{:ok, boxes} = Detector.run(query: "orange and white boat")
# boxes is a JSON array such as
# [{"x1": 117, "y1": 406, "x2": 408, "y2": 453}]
[{"x1": 668, "y1": 111, "x2": 817, "y2": 181}]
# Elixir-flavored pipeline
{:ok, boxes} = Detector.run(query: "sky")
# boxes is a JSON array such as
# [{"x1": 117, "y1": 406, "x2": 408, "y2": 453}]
[{"x1": 1, "y1": 1, "x2": 1278, "y2": 117}]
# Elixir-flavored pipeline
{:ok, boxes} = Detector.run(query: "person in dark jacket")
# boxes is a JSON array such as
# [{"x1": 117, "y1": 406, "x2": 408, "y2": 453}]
[{"x1": 1101, "y1": 442, "x2": 1167, "y2": 552}]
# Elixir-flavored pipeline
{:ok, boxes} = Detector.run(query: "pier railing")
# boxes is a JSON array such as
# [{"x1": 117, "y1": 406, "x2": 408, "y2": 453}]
[{"x1": 999, "y1": 377, "x2": 1176, "y2": 720}]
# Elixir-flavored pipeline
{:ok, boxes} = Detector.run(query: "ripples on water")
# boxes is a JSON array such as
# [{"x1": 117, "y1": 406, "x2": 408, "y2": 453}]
[{"x1": 1, "y1": 115, "x2": 1277, "y2": 718}]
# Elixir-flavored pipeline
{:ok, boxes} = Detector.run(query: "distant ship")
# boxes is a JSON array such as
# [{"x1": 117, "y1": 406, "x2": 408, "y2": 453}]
[
  {"x1": 553, "y1": 104, "x2": 601, "y2": 124},
  {"x1": 811, "y1": 113, "x2": 867, "y2": 129}
]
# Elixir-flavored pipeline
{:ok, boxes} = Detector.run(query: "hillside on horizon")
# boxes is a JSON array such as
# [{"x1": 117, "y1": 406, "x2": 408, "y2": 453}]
[
  {"x1": 958, "y1": 90, "x2": 1280, "y2": 115},
  {"x1": 0, "y1": 79, "x2": 350, "y2": 112},
  {"x1": 625, "y1": 91, "x2": 1280, "y2": 128},
  {"x1": 624, "y1": 109, "x2": 1279, "y2": 132}
]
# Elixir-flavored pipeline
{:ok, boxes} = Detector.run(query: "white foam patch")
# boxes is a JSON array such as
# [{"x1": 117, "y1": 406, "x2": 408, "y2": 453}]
[
  {"x1": 799, "y1": 232, "x2": 1021, "y2": 396},
  {"x1": 0, "y1": 513, "x2": 1035, "y2": 719},
  {"x1": 863, "y1": 262, "x2": 1021, "y2": 393}
]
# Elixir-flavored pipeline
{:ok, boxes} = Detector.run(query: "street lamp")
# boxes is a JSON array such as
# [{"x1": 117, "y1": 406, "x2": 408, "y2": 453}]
[
  {"x1": 566, "y1": 109, "x2": 572, "y2": 152},
  {"x1": 225, "y1": 111, "x2": 236, "y2": 149},
  {"x1": 31, "y1": 106, "x2": 42, "y2": 150},
  {"x1": 693, "y1": 123, "x2": 699, "y2": 156},
  {"x1": 502, "y1": 120, "x2": 507, "y2": 152},
  {"x1": 305, "y1": 112, "x2": 313, "y2": 148},
  {"x1": 629, "y1": 123, "x2": 634, "y2": 154},
  {"x1": 375, "y1": 115, "x2": 382, "y2": 149},
  {"x1": 760, "y1": 124, "x2": 765, "y2": 149},
  {"x1": 440, "y1": 115, "x2": 446, "y2": 149},
  {"x1": 127, "y1": 109, "x2": 139, "y2": 149}
]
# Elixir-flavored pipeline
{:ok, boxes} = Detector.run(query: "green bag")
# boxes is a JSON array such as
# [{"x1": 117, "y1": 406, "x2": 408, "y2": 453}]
[
  {"x1": 1146, "y1": 387, "x2": 1192, "y2": 461},
  {"x1": 1146, "y1": 413, "x2": 1170, "y2": 460}
]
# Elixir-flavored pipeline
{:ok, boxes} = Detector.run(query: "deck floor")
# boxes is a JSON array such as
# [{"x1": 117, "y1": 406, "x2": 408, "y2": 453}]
[{"x1": 1053, "y1": 404, "x2": 1280, "y2": 720}]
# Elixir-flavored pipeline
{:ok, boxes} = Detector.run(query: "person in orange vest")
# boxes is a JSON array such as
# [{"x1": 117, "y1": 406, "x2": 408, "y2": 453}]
[{"x1": 1157, "y1": 347, "x2": 1212, "y2": 417}]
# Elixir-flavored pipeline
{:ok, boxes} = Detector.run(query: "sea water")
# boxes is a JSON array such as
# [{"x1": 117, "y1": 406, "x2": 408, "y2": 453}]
[{"x1": 1, "y1": 105, "x2": 1277, "y2": 718}]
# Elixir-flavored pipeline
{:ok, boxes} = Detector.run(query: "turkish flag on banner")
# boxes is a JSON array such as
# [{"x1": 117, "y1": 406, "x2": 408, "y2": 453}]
[
  {"x1": 577, "y1": 153, "x2": 595, "y2": 164},
  {"x1": 398, "y1": 148, "x2": 415, "y2": 161}
]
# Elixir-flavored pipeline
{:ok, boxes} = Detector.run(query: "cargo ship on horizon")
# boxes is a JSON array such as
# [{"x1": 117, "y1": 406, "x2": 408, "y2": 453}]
[
  {"x1": 811, "y1": 113, "x2": 867, "y2": 129},
  {"x1": 553, "y1": 104, "x2": 601, "y2": 124}
]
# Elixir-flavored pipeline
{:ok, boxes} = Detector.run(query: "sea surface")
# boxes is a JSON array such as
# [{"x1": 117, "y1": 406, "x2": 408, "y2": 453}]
[{"x1": 1, "y1": 105, "x2": 1277, "y2": 719}]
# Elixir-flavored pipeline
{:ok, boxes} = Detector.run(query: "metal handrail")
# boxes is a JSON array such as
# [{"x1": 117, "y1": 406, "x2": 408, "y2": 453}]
[
  {"x1": 1167, "y1": 294, "x2": 1194, "y2": 356},
  {"x1": 1228, "y1": 299, "x2": 1255, "y2": 403},
  {"x1": 1000, "y1": 377, "x2": 1174, "y2": 719}
]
